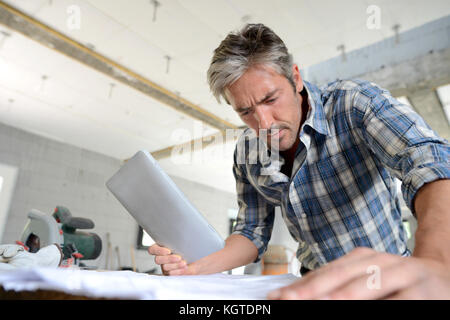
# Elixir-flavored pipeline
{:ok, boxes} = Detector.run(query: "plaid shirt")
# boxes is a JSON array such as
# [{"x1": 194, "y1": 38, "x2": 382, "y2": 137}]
[{"x1": 231, "y1": 79, "x2": 450, "y2": 270}]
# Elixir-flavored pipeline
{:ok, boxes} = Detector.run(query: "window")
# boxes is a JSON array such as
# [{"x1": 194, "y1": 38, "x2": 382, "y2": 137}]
[
  {"x1": 229, "y1": 218, "x2": 237, "y2": 235},
  {"x1": 227, "y1": 208, "x2": 238, "y2": 235},
  {"x1": 395, "y1": 96, "x2": 413, "y2": 108},
  {"x1": 136, "y1": 226, "x2": 155, "y2": 250},
  {"x1": 0, "y1": 164, "x2": 18, "y2": 241},
  {"x1": 436, "y1": 84, "x2": 450, "y2": 125}
]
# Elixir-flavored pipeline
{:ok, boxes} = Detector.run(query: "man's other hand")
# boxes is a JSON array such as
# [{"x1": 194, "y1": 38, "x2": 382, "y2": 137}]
[{"x1": 268, "y1": 247, "x2": 450, "y2": 300}]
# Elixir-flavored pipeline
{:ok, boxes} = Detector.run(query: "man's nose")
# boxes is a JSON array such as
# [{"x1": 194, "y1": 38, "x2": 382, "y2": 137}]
[{"x1": 254, "y1": 105, "x2": 273, "y2": 130}]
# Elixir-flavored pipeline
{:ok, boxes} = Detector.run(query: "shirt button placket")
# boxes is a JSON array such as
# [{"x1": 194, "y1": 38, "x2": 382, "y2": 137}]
[{"x1": 289, "y1": 181, "x2": 307, "y2": 221}]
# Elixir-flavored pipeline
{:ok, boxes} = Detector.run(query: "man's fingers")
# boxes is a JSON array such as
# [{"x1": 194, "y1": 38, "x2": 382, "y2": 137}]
[
  {"x1": 154, "y1": 254, "x2": 182, "y2": 265},
  {"x1": 273, "y1": 252, "x2": 428, "y2": 300},
  {"x1": 326, "y1": 259, "x2": 421, "y2": 300},
  {"x1": 270, "y1": 247, "x2": 378, "y2": 299},
  {"x1": 268, "y1": 247, "x2": 450, "y2": 300},
  {"x1": 162, "y1": 261, "x2": 187, "y2": 274},
  {"x1": 167, "y1": 267, "x2": 189, "y2": 276},
  {"x1": 167, "y1": 263, "x2": 199, "y2": 276},
  {"x1": 147, "y1": 244, "x2": 191, "y2": 276},
  {"x1": 328, "y1": 257, "x2": 450, "y2": 300},
  {"x1": 384, "y1": 276, "x2": 440, "y2": 300},
  {"x1": 148, "y1": 244, "x2": 171, "y2": 256}
]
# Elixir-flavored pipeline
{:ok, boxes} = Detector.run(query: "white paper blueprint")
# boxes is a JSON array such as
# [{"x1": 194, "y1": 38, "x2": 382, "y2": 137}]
[{"x1": 0, "y1": 268, "x2": 299, "y2": 300}]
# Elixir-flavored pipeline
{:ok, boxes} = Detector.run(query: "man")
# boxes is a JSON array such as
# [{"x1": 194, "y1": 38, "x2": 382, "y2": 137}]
[{"x1": 149, "y1": 24, "x2": 450, "y2": 299}]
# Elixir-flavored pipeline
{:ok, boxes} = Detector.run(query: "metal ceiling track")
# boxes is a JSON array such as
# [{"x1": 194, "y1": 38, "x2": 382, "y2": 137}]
[{"x1": 0, "y1": 1, "x2": 238, "y2": 136}]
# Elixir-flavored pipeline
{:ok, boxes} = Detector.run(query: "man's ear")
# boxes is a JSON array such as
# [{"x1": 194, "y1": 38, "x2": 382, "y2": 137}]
[{"x1": 292, "y1": 64, "x2": 303, "y2": 93}]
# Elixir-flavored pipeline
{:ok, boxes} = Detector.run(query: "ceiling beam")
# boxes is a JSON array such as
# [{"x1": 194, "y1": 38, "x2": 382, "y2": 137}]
[
  {"x1": 149, "y1": 124, "x2": 248, "y2": 160},
  {"x1": 151, "y1": 130, "x2": 227, "y2": 160},
  {"x1": 0, "y1": 1, "x2": 237, "y2": 132}
]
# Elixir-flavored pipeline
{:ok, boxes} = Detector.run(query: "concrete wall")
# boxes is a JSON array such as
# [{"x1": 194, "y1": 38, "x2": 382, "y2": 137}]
[
  {"x1": 303, "y1": 15, "x2": 450, "y2": 87},
  {"x1": 302, "y1": 15, "x2": 450, "y2": 141},
  {"x1": 0, "y1": 121, "x2": 237, "y2": 272}
]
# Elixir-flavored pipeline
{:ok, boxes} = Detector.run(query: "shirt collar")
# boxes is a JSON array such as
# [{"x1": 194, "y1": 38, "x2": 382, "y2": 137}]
[{"x1": 302, "y1": 81, "x2": 330, "y2": 136}]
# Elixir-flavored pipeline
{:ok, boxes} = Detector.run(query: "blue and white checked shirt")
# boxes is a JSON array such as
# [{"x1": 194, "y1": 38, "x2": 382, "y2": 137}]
[{"x1": 231, "y1": 79, "x2": 450, "y2": 270}]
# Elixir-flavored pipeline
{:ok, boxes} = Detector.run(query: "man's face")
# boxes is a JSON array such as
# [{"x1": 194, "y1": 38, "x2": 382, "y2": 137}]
[{"x1": 225, "y1": 64, "x2": 304, "y2": 151}]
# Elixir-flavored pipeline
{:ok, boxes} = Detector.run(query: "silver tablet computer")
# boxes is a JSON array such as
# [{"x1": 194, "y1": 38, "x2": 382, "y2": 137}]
[{"x1": 106, "y1": 150, "x2": 225, "y2": 264}]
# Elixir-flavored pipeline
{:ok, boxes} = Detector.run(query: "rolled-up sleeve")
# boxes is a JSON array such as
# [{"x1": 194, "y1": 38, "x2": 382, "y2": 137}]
[
  {"x1": 354, "y1": 85, "x2": 450, "y2": 215},
  {"x1": 231, "y1": 148, "x2": 275, "y2": 262}
]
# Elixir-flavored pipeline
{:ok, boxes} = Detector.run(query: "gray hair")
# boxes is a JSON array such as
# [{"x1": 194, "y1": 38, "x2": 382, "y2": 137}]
[{"x1": 207, "y1": 23, "x2": 295, "y2": 104}]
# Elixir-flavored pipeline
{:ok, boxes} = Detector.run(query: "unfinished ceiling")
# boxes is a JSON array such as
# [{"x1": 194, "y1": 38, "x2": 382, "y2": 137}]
[{"x1": 0, "y1": 0, "x2": 449, "y2": 193}]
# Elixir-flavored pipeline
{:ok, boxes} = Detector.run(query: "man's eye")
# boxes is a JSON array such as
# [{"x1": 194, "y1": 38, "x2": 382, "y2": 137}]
[{"x1": 266, "y1": 98, "x2": 277, "y2": 104}]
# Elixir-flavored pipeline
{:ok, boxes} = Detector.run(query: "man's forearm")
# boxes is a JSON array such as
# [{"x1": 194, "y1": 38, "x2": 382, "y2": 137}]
[
  {"x1": 189, "y1": 234, "x2": 258, "y2": 274},
  {"x1": 412, "y1": 179, "x2": 450, "y2": 265}
]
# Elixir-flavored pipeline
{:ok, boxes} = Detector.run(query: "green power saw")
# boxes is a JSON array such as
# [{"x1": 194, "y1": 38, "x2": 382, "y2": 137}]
[{"x1": 20, "y1": 206, "x2": 102, "y2": 267}]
